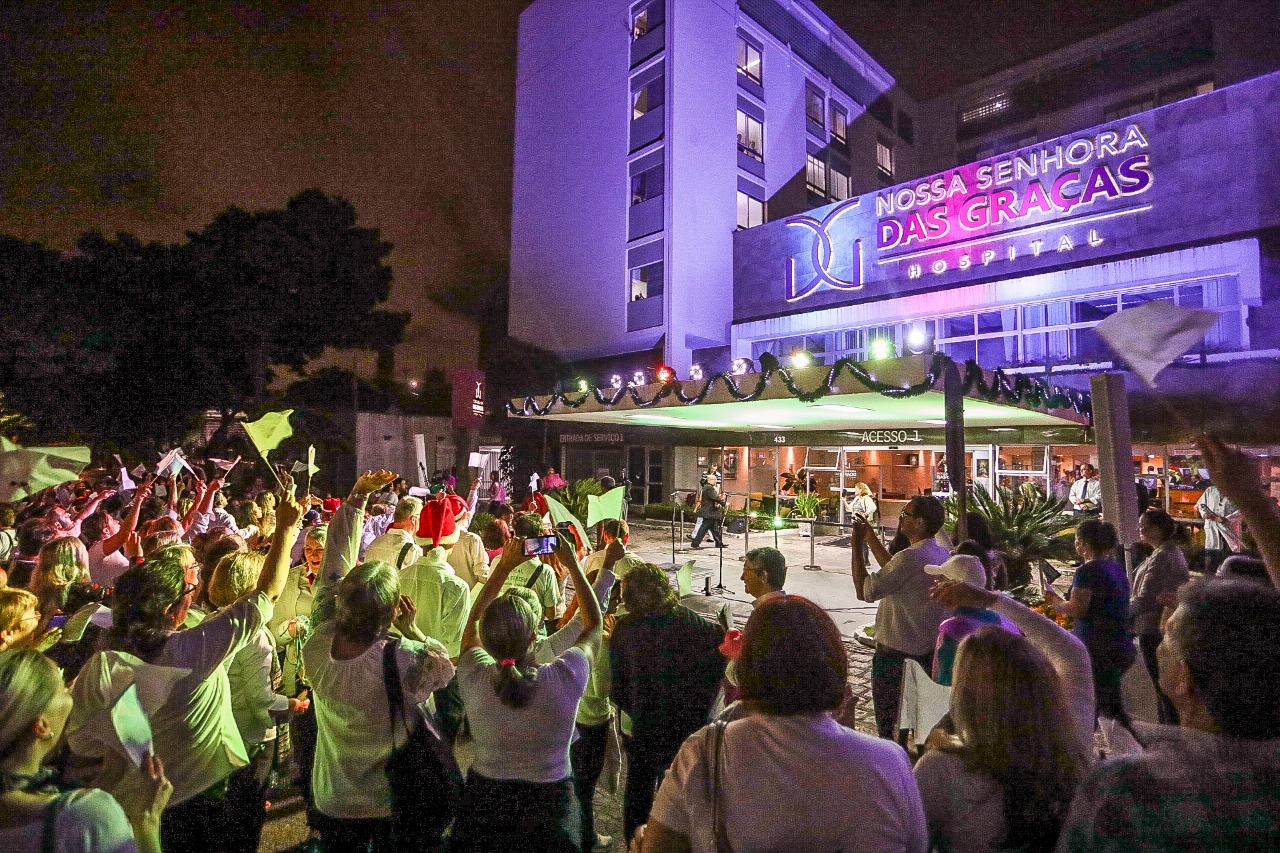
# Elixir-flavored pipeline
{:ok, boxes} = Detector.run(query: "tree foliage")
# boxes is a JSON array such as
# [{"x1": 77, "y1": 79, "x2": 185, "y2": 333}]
[{"x1": 0, "y1": 190, "x2": 406, "y2": 451}]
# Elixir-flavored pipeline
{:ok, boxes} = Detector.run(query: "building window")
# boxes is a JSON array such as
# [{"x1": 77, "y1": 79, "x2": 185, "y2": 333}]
[
  {"x1": 737, "y1": 191, "x2": 765, "y2": 230},
  {"x1": 629, "y1": 261, "x2": 664, "y2": 300},
  {"x1": 830, "y1": 167, "x2": 850, "y2": 201},
  {"x1": 631, "y1": 163, "x2": 663, "y2": 205},
  {"x1": 736, "y1": 37, "x2": 762, "y2": 85},
  {"x1": 631, "y1": 4, "x2": 653, "y2": 40},
  {"x1": 805, "y1": 85, "x2": 825, "y2": 127},
  {"x1": 736, "y1": 111, "x2": 764, "y2": 161},
  {"x1": 875, "y1": 140, "x2": 893, "y2": 178},
  {"x1": 632, "y1": 77, "x2": 664, "y2": 120},
  {"x1": 805, "y1": 154, "x2": 826, "y2": 195},
  {"x1": 831, "y1": 105, "x2": 848, "y2": 143},
  {"x1": 959, "y1": 92, "x2": 1010, "y2": 125}
]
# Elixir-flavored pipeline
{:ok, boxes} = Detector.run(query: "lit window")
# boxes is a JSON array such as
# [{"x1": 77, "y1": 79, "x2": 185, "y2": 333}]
[
  {"x1": 806, "y1": 154, "x2": 826, "y2": 194},
  {"x1": 831, "y1": 106, "x2": 847, "y2": 143},
  {"x1": 631, "y1": 7, "x2": 650, "y2": 40},
  {"x1": 736, "y1": 37, "x2": 762, "y2": 85},
  {"x1": 630, "y1": 163, "x2": 663, "y2": 205},
  {"x1": 830, "y1": 167, "x2": 850, "y2": 201},
  {"x1": 629, "y1": 261, "x2": 664, "y2": 300},
  {"x1": 632, "y1": 77, "x2": 664, "y2": 120},
  {"x1": 736, "y1": 111, "x2": 764, "y2": 161},
  {"x1": 876, "y1": 140, "x2": 893, "y2": 178},
  {"x1": 806, "y1": 85, "x2": 825, "y2": 127},
  {"x1": 737, "y1": 191, "x2": 765, "y2": 230},
  {"x1": 959, "y1": 92, "x2": 1010, "y2": 125}
]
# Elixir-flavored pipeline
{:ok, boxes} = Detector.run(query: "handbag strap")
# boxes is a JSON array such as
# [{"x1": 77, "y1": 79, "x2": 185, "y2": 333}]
[
  {"x1": 708, "y1": 720, "x2": 734, "y2": 853},
  {"x1": 396, "y1": 541, "x2": 415, "y2": 569},
  {"x1": 525, "y1": 562, "x2": 545, "y2": 589},
  {"x1": 381, "y1": 639, "x2": 407, "y2": 749}
]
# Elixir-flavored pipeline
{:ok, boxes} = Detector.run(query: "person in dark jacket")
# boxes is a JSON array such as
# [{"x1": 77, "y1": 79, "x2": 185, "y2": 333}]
[{"x1": 610, "y1": 563, "x2": 725, "y2": 842}]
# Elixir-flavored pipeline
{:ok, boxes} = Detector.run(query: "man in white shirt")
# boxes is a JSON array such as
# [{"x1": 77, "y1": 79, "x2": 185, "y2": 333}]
[
  {"x1": 500, "y1": 512, "x2": 561, "y2": 631},
  {"x1": 1069, "y1": 464, "x2": 1103, "y2": 514},
  {"x1": 851, "y1": 495, "x2": 950, "y2": 742},
  {"x1": 583, "y1": 519, "x2": 645, "y2": 585},
  {"x1": 1196, "y1": 484, "x2": 1241, "y2": 573},
  {"x1": 363, "y1": 497, "x2": 424, "y2": 569},
  {"x1": 441, "y1": 493, "x2": 491, "y2": 588}
]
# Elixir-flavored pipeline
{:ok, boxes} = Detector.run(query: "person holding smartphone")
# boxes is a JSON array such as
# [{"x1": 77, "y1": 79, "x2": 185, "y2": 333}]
[{"x1": 495, "y1": 512, "x2": 562, "y2": 636}]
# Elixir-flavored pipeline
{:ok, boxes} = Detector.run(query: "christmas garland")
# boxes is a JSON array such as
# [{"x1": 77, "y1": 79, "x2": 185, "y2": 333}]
[{"x1": 506, "y1": 354, "x2": 1090, "y2": 419}]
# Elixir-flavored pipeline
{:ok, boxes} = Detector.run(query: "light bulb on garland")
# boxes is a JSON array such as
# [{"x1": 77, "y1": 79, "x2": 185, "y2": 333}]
[{"x1": 656, "y1": 365, "x2": 675, "y2": 383}]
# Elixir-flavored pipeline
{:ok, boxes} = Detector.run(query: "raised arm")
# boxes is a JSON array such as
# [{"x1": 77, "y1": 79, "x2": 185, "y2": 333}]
[
  {"x1": 932, "y1": 579, "x2": 1095, "y2": 754},
  {"x1": 258, "y1": 493, "x2": 304, "y2": 604},
  {"x1": 310, "y1": 470, "x2": 395, "y2": 624},
  {"x1": 1201, "y1": 434, "x2": 1280, "y2": 587},
  {"x1": 462, "y1": 538, "x2": 524, "y2": 653},
  {"x1": 554, "y1": 530, "x2": 601, "y2": 657},
  {"x1": 101, "y1": 479, "x2": 153, "y2": 557}
]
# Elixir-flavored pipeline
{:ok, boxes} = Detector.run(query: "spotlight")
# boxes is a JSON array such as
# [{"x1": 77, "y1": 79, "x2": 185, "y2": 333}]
[
  {"x1": 407, "y1": 379, "x2": 419, "y2": 389},
  {"x1": 632, "y1": 370, "x2": 646, "y2": 386},
  {"x1": 869, "y1": 338, "x2": 896, "y2": 360},
  {"x1": 789, "y1": 350, "x2": 813, "y2": 369},
  {"x1": 610, "y1": 374, "x2": 623, "y2": 389},
  {"x1": 655, "y1": 365, "x2": 676, "y2": 383},
  {"x1": 576, "y1": 378, "x2": 589, "y2": 392},
  {"x1": 689, "y1": 364, "x2": 704, "y2": 380},
  {"x1": 905, "y1": 326, "x2": 929, "y2": 354},
  {"x1": 730, "y1": 357, "x2": 752, "y2": 376},
  {"x1": 772, "y1": 515, "x2": 785, "y2": 528}
]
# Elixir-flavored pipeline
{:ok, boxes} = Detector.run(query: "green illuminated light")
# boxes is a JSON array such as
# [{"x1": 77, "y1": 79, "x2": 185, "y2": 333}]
[
  {"x1": 869, "y1": 339, "x2": 896, "y2": 360},
  {"x1": 772, "y1": 516, "x2": 784, "y2": 528}
]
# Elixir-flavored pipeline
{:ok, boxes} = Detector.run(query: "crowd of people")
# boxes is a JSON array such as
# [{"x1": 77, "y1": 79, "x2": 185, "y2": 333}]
[{"x1": 0, "y1": 433, "x2": 1278, "y2": 852}]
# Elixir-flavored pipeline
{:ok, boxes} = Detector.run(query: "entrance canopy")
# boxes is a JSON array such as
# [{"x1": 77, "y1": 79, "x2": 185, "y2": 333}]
[{"x1": 507, "y1": 354, "x2": 1091, "y2": 440}]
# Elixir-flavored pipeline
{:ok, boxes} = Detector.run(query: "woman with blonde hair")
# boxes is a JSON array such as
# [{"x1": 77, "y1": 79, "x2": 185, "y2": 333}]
[
  {"x1": 0, "y1": 588, "x2": 45, "y2": 652},
  {"x1": 915, "y1": 580, "x2": 1095, "y2": 853},
  {"x1": 30, "y1": 536, "x2": 92, "y2": 626},
  {"x1": 207, "y1": 550, "x2": 303, "y2": 853},
  {"x1": 452, "y1": 534, "x2": 602, "y2": 852},
  {"x1": 0, "y1": 648, "x2": 172, "y2": 853}
]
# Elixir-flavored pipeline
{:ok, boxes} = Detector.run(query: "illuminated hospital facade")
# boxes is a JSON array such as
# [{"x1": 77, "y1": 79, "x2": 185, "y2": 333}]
[{"x1": 506, "y1": 0, "x2": 1280, "y2": 521}]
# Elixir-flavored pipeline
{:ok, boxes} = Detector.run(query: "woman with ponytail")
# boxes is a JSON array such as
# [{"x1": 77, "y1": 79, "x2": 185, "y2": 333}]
[{"x1": 453, "y1": 531, "x2": 602, "y2": 852}]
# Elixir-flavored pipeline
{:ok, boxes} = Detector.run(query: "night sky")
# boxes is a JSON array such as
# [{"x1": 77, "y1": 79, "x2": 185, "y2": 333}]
[{"x1": 0, "y1": 0, "x2": 1181, "y2": 379}]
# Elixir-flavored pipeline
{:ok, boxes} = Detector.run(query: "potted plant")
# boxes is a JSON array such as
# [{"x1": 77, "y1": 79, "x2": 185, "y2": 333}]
[{"x1": 946, "y1": 486, "x2": 1076, "y2": 588}]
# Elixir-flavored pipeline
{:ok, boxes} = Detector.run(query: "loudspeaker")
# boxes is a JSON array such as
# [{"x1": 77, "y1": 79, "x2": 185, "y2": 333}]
[{"x1": 725, "y1": 517, "x2": 747, "y2": 534}]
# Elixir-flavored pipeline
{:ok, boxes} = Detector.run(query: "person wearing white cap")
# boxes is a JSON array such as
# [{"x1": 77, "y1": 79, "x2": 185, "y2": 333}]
[
  {"x1": 924, "y1": 553, "x2": 1019, "y2": 687},
  {"x1": 400, "y1": 499, "x2": 473, "y2": 744}
]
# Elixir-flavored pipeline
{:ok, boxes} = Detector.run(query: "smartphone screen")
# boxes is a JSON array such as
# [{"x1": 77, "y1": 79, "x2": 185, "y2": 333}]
[
  {"x1": 47, "y1": 613, "x2": 71, "y2": 630},
  {"x1": 523, "y1": 535, "x2": 558, "y2": 557}
]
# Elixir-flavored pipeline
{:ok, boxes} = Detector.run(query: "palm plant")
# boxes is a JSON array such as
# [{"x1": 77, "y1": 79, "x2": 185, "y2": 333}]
[
  {"x1": 791, "y1": 491, "x2": 822, "y2": 519},
  {"x1": 546, "y1": 477, "x2": 604, "y2": 522},
  {"x1": 947, "y1": 485, "x2": 1076, "y2": 588}
]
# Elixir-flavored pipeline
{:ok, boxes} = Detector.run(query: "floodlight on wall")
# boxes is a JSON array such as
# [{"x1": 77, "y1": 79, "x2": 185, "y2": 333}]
[
  {"x1": 689, "y1": 363, "x2": 704, "y2": 381},
  {"x1": 868, "y1": 338, "x2": 897, "y2": 360},
  {"x1": 610, "y1": 374, "x2": 623, "y2": 389},
  {"x1": 730, "y1": 357, "x2": 753, "y2": 376},
  {"x1": 905, "y1": 326, "x2": 930, "y2": 354},
  {"x1": 789, "y1": 350, "x2": 814, "y2": 368},
  {"x1": 655, "y1": 365, "x2": 676, "y2": 383},
  {"x1": 632, "y1": 370, "x2": 647, "y2": 386},
  {"x1": 576, "y1": 378, "x2": 589, "y2": 392}
]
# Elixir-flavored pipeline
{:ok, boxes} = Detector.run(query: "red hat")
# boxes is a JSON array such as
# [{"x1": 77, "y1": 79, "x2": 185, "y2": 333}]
[
  {"x1": 416, "y1": 499, "x2": 460, "y2": 548},
  {"x1": 439, "y1": 493, "x2": 470, "y2": 521},
  {"x1": 321, "y1": 497, "x2": 342, "y2": 514}
]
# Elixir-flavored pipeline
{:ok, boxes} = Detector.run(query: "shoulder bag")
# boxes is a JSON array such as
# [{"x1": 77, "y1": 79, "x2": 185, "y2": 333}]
[
  {"x1": 705, "y1": 719, "x2": 735, "y2": 853},
  {"x1": 381, "y1": 640, "x2": 463, "y2": 851}
]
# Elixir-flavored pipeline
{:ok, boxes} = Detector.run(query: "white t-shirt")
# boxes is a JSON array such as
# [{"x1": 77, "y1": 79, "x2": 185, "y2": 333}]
[
  {"x1": 650, "y1": 713, "x2": 928, "y2": 853},
  {"x1": 301, "y1": 623, "x2": 455, "y2": 820},
  {"x1": 0, "y1": 789, "x2": 137, "y2": 853},
  {"x1": 68, "y1": 592, "x2": 273, "y2": 806},
  {"x1": 457, "y1": 645, "x2": 590, "y2": 783},
  {"x1": 87, "y1": 540, "x2": 131, "y2": 588}
]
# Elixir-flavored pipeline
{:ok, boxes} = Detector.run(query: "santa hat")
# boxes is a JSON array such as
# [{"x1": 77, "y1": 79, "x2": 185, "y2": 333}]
[
  {"x1": 321, "y1": 498, "x2": 342, "y2": 514},
  {"x1": 417, "y1": 499, "x2": 460, "y2": 548},
  {"x1": 438, "y1": 492, "x2": 470, "y2": 522}
]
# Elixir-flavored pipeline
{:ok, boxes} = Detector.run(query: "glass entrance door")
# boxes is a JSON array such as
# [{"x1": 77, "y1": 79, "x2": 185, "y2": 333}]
[{"x1": 626, "y1": 446, "x2": 666, "y2": 506}]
